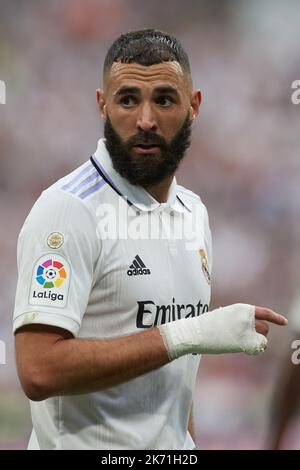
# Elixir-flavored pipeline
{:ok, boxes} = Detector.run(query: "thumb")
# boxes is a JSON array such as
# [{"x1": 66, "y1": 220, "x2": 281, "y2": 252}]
[{"x1": 243, "y1": 331, "x2": 268, "y2": 356}]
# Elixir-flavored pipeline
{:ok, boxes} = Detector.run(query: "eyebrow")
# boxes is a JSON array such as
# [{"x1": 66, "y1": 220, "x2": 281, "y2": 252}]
[
  {"x1": 154, "y1": 86, "x2": 178, "y2": 95},
  {"x1": 115, "y1": 86, "x2": 179, "y2": 96},
  {"x1": 115, "y1": 86, "x2": 140, "y2": 96}
]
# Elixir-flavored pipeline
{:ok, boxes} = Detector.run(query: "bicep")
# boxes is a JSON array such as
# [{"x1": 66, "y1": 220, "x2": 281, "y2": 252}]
[
  {"x1": 15, "y1": 324, "x2": 73, "y2": 395},
  {"x1": 15, "y1": 323, "x2": 73, "y2": 360}
]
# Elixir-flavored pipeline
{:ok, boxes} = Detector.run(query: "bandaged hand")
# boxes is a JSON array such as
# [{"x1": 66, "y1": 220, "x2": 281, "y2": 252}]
[{"x1": 159, "y1": 303, "x2": 287, "y2": 360}]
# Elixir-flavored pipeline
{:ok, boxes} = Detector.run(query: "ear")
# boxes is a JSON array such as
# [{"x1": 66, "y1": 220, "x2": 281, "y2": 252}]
[
  {"x1": 189, "y1": 89, "x2": 202, "y2": 122},
  {"x1": 96, "y1": 89, "x2": 107, "y2": 119}
]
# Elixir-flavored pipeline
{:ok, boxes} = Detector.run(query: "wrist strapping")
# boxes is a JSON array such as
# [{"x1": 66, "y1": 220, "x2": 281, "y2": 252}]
[{"x1": 159, "y1": 303, "x2": 267, "y2": 360}]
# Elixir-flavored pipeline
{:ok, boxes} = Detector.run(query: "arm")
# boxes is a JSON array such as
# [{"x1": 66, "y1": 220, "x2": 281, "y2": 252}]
[
  {"x1": 15, "y1": 305, "x2": 287, "y2": 401},
  {"x1": 15, "y1": 324, "x2": 169, "y2": 401}
]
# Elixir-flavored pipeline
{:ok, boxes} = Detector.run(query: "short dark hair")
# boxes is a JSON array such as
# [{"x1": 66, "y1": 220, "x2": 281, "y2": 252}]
[{"x1": 103, "y1": 28, "x2": 191, "y2": 83}]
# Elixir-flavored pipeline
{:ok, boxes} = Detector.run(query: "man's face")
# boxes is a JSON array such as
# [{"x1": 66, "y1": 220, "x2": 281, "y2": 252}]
[{"x1": 97, "y1": 61, "x2": 201, "y2": 186}]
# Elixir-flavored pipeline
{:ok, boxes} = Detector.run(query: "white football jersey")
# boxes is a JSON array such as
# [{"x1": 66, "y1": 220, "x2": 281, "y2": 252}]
[{"x1": 13, "y1": 139, "x2": 212, "y2": 450}]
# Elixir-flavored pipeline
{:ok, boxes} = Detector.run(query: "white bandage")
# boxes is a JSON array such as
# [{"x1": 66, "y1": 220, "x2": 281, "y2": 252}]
[{"x1": 159, "y1": 303, "x2": 267, "y2": 360}]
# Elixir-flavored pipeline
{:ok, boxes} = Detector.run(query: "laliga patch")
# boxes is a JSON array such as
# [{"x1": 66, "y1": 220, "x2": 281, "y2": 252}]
[
  {"x1": 199, "y1": 248, "x2": 211, "y2": 285},
  {"x1": 29, "y1": 254, "x2": 71, "y2": 308}
]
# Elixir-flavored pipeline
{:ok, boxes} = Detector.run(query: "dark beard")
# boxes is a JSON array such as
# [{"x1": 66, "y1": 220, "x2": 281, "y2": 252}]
[{"x1": 104, "y1": 114, "x2": 192, "y2": 187}]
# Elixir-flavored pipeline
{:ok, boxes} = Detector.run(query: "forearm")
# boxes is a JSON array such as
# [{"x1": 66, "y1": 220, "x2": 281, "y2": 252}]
[{"x1": 17, "y1": 327, "x2": 169, "y2": 400}]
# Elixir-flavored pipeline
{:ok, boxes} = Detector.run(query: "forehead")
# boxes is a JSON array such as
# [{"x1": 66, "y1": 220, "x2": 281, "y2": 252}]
[{"x1": 105, "y1": 61, "x2": 189, "y2": 94}]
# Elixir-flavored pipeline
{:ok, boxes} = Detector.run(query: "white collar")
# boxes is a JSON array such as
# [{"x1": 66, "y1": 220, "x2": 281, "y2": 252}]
[{"x1": 91, "y1": 138, "x2": 190, "y2": 214}]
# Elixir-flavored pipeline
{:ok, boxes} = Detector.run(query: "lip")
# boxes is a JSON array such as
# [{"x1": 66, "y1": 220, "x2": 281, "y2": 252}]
[{"x1": 133, "y1": 145, "x2": 161, "y2": 154}]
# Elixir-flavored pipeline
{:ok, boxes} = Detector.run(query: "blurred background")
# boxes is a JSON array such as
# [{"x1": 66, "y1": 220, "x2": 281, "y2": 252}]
[{"x1": 0, "y1": 0, "x2": 300, "y2": 450}]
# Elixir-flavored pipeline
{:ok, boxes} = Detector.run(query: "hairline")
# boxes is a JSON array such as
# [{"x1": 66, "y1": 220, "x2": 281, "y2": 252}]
[{"x1": 103, "y1": 60, "x2": 193, "y2": 94}]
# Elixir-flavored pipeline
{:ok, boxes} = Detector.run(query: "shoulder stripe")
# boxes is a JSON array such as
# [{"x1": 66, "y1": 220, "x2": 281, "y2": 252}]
[
  {"x1": 61, "y1": 162, "x2": 93, "y2": 191},
  {"x1": 79, "y1": 179, "x2": 106, "y2": 199},
  {"x1": 68, "y1": 170, "x2": 99, "y2": 195}
]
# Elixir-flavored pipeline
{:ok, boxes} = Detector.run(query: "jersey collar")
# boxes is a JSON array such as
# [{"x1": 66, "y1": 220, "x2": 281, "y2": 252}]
[{"x1": 91, "y1": 138, "x2": 190, "y2": 214}]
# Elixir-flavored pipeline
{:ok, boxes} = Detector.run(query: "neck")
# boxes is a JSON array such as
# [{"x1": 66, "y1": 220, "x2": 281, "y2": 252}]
[{"x1": 144, "y1": 175, "x2": 174, "y2": 203}]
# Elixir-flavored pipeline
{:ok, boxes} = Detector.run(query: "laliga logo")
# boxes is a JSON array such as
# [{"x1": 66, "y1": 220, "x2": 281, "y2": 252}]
[
  {"x1": 36, "y1": 258, "x2": 67, "y2": 289},
  {"x1": 30, "y1": 255, "x2": 69, "y2": 306},
  {"x1": 0, "y1": 80, "x2": 6, "y2": 104},
  {"x1": 33, "y1": 258, "x2": 67, "y2": 302},
  {"x1": 0, "y1": 339, "x2": 6, "y2": 365}
]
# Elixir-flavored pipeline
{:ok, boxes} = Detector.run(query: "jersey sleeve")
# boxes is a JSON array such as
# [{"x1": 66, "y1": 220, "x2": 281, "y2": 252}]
[{"x1": 13, "y1": 189, "x2": 99, "y2": 337}]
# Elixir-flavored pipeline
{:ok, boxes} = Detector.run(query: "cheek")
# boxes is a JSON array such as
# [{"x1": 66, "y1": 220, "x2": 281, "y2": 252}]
[
  {"x1": 159, "y1": 112, "x2": 187, "y2": 139},
  {"x1": 107, "y1": 110, "x2": 136, "y2": 139}
]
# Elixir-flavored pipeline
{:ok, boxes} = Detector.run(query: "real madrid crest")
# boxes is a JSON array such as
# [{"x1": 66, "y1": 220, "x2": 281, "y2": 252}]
[
  {"x1": 199, "y1": 248, "x2": 211, "y2": 285},
  {"x1": 47, "y1": 232, "x2": 64, "y2": 249}
]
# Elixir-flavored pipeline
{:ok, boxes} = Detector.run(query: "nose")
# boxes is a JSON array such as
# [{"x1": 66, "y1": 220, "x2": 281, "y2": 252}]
[{"x1": 136, "y1": 102, "x2": 157, "y2": 132}]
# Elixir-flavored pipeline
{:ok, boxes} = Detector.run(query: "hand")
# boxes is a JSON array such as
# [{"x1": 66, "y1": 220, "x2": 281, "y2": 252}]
[
  {"x1": 255, "y1": 307, "x2": 288, "y2": 336},
  {"x1": 159, "y1": 304, "x2": 288, "y2": 359}
]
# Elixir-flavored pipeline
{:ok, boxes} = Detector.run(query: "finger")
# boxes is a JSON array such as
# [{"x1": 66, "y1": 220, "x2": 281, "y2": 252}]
[
  {"x1": 255, "y1": 320, "x2": 269, "y2": 336},
  {"x1": 255, "y1": 307, "x2": 288, "y2": 326}
]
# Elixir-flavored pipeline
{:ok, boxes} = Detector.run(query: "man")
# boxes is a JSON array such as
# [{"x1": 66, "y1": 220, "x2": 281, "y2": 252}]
[{"x1": 13, "y1": 29, "x2": 287, "y2": 450}]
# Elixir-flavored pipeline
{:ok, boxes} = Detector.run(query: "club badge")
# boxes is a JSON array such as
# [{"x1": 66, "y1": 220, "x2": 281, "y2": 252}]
[{"x1": 199, "y1": 248, "x2": 211, "y2": 285}]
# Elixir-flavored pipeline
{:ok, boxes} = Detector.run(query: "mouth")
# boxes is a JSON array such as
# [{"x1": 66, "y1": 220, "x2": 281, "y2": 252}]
[{"x1": 133, "y1": 143, "x2": 161, "y2": 154}]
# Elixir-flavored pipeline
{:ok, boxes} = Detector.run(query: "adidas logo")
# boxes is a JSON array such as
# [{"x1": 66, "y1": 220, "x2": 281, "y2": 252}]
[{"x1": 127, "y1": 255, "x2": 151, "y2": 276}]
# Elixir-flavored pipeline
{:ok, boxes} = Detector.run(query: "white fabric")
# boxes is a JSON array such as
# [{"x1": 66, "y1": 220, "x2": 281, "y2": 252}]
[
  {"x1": 159, "y1": 303, "x2": 267, "y2": 359},
  {"x1": 13, "y1": 138, "x2": 212, "y2": 450},
  {"x1": 27, "y1": 428, "x2": 39, "y2": 450}
]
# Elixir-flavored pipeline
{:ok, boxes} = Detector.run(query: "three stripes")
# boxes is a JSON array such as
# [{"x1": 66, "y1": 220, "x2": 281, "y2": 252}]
[{"x1": 61, "y1": 161, "x2": 106, "y2": 199}]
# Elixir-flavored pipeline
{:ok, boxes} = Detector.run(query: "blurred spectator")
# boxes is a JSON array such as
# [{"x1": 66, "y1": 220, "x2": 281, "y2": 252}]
[{"x1": 267, "y1": 292, "x2": 300, "y2": 449}]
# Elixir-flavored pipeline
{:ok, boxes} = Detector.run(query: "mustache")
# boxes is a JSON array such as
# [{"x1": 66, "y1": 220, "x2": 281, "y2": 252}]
[{"x1": 125, "y1": 131, "x2": 167, "y2": 148}]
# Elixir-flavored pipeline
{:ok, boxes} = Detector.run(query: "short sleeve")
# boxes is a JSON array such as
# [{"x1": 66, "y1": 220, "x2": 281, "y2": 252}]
[{"x1": 13, "y1": 189, "x2": 99, "y2": 337}]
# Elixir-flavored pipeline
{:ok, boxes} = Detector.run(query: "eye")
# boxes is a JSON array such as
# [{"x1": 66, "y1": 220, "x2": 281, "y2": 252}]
[
  {"x1": 119, "y1": 95, "x2": 137, "y2": 107},
  {"x1": 156, "y1": 96, "x2": 175, "y2": 107}
]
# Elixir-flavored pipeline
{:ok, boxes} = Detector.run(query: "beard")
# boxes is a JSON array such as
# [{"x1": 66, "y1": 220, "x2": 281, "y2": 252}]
[{"x1": 104, "y1": 114, "x2": 192, "y2": 187}]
